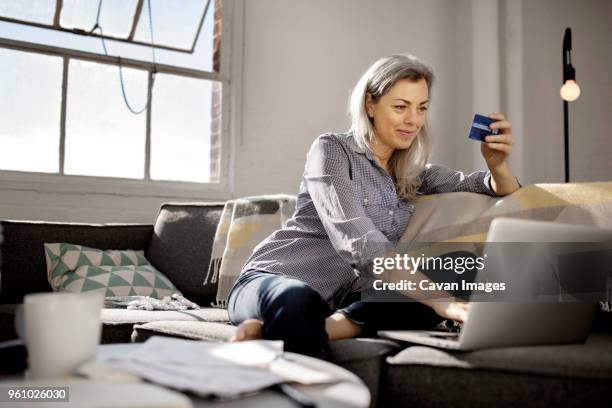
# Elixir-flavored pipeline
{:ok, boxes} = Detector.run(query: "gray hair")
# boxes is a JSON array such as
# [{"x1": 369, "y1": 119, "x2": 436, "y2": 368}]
[{"x1": 349, "y1": 54, "x2": 434, "y2": 201}]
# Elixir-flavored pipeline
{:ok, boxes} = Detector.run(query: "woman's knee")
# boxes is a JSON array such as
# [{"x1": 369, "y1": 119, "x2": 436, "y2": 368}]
[
  {"x1": 227, "y1": 272, "x2": 270, "y2": 325},
  {"x1": 259, "y1": 278, "x2": 329, "y2": 320},
  {"x1": 252, "y1": 277, "x2": 331, "y2": 358}
]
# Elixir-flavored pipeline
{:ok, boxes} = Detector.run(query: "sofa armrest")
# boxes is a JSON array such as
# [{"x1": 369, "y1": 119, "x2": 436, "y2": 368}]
[{"x1": 0, "y1": 220, "x2": 153, "y2": 304}]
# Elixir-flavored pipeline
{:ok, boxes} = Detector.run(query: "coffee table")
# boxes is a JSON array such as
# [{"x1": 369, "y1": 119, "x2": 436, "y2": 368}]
[{"x1": 0, "y1": 343, "x2": 370, "y2": 408}]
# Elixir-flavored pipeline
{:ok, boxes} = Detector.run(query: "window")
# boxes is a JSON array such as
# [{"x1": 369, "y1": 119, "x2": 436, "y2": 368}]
[
  {"x1": 0, "y1": 48, "x2": 63, "y2": 173},
  {"x1": 0, "y1": 0, "x2": 230, "y2": 196},
  {"x1": 0, "y1": 1, "x2": 56, "y2": 25},
  {"x1": 60, "y1": 0, "x2": 140, "y2": 38},
  {"x1": 65, "y1": 59, "x2": 148, "y2": 179},
  {"x1": 133, "y1": 0, "x2": 207, "y2": 50},
  {"x1": 151, "y1": 74, "x2": 220, "y2": 183}
]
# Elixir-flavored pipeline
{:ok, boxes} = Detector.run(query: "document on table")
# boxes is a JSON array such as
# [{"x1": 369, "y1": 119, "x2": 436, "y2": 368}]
[{"x1": 79, "y1": 337, "x2": 336, "y2": 398}]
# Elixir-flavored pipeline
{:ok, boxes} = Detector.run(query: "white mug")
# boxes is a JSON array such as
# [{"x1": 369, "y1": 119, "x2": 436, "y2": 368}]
[{"x1": 20, "y1": 292, "x2": 103, "y2": 379}]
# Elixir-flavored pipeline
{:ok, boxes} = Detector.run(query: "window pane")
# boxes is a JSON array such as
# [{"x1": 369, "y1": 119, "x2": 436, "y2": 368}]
[
  {"x1": 134, "y1": 0, "x2": 208, "y2": 50},
  {"x1": 151, "y1": 74, "x2": 219, "y2": 183},
  {"x1": 60, "y1": 0, "x2": 138, "y2": 38},
  {"x1": 0, "y1": 48, "x2": 62, "y2": 173},
  {"x1": 65, "y1": 59, "x2": 147, "y2": 179},
  {"x1": 0, "y1": 0, "x2": 55, "y2": 24}
]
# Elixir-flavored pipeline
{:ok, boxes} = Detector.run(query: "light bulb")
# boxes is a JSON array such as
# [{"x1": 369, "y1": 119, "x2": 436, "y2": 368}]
[{"x1": 560, "y1": 80, "x2": 581, "y2": 101}]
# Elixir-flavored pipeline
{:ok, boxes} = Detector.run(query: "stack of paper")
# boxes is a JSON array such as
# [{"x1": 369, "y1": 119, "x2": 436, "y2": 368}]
[{"x1": 79, "y1": 337, "x2": 335, "y2": 398}]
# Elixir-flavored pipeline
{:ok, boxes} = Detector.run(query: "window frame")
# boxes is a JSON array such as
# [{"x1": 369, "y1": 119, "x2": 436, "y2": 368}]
[
  {"x1": 0, "y1": 0, "x2": 241, "y2": 200},
  {"x1": 0, "y1": 0, "x2": 212, "y2": 53}
]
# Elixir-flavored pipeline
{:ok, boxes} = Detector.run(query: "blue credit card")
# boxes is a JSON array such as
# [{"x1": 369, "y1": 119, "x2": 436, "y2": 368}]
[{"x1": 469, "y1": 113, "x2": 499, "y2": 142}]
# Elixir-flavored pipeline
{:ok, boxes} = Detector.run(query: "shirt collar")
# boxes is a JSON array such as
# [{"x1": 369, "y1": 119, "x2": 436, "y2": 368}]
[{"x1": 344, "y1": 132, "x2": 376, "y2": 162}]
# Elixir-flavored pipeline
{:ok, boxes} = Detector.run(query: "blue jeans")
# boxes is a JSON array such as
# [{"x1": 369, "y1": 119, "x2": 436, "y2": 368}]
[{"x1": 227, "y1": 270, "x2": 442, "y2": 360}]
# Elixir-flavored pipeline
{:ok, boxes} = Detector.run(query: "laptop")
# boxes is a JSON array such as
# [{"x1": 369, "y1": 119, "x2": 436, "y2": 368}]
[{"x1": 378, "y1": 218, "x2": 611, "y2": 351}]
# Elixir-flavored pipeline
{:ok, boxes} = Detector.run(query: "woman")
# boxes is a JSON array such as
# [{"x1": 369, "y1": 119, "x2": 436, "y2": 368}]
[{"x1": 227, "y1": 54, "x2": 520, "y2": 359}]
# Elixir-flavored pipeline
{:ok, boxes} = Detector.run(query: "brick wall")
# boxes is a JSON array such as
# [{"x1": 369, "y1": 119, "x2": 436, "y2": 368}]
[{"x1": 209, "y1": 0, "x2": 223, "y2": 182}]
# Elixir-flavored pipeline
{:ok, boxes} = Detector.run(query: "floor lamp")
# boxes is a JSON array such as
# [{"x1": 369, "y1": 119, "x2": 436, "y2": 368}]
[{"x1": 561, "y1": 27, "x2": 581, "y2": 183}]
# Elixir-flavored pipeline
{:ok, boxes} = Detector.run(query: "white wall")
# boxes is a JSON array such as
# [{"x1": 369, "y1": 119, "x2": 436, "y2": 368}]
[
  {"x1": 234, "y1": 0, "x2": 481, "y2": 197},
  {"x1": 0, "y1": 0, "x2": 610, "y2": 223},
  {"x1": 0, "y1": 190, "x2": 166, "y2": 224},
  {"x1": 521, "y1": 0, "x2": 612, "y2": 184}
]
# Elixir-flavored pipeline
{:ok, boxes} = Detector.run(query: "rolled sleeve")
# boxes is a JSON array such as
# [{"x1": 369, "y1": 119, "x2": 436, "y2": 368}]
[
  {"x1": 304, "y1": 135, "x2": 389, "y2": 271},
  {"x1": 419, "y1": 164, "x2": 498, "y2": 197}
]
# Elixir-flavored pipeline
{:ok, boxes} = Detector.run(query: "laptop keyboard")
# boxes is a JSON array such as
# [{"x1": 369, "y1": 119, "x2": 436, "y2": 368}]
[{"x1": 436, "y1": 319, "x2": 463, "y2": 333}]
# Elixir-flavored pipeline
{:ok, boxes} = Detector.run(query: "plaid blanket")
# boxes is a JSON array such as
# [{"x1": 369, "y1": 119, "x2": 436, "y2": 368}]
[
  {"x1": 401, "y1": 182, "x2": 612, "y2": 243},
  {"x1": 400, "y1": 182, "x2": 612, "y2": 307},
  {"x1": 203, "y1": 195, "x2": 296, "y2": 308}
]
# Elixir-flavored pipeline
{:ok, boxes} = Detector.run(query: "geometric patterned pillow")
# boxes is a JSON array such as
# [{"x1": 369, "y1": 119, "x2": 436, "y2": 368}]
[
  {"x1": 59, "y1": 265, "x2": 179, "y2": 298},
  {"x1": 44, "y1": 243, "x2": 179, "y2": 298}
]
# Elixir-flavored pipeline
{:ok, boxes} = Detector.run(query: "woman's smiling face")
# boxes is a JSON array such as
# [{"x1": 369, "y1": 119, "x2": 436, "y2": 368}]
[{"x1": 365, "y1": 78, "x2": 429, "y2": 151}]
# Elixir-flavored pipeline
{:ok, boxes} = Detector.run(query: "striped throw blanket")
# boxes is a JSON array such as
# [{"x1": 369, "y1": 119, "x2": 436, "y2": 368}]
[
  {"x1": 400, "y1": 182, "x2": 612, "y2": 308},
  {"x1": 203, "y1": 195, "x2": 296, "y2": 308},
  {"x1": 401, "y1": 182, "x2": 612, "y2": 243}
]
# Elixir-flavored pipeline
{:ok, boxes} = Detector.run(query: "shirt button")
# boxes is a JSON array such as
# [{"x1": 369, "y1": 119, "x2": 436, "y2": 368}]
[{"x1": 388, "y1": 210, "x2": 394, "y2": 216}]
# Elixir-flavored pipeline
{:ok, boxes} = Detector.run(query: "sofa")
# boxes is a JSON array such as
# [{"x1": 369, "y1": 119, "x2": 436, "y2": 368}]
[{"x1": 2, "y1": 190, "x2": 612, "y2": 407}]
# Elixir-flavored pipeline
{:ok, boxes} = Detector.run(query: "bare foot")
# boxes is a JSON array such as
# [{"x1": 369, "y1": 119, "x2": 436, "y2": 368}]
[
  {"x1": 325, "y1": 313, "x2": 362, "y2": 341},
  {"x1": 230, "y1": 319, "x2": 263, "y2": 342}
]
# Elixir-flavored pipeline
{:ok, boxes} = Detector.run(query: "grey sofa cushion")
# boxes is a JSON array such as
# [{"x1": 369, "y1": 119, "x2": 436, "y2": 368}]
[
  {"x1": 330, "y1": 338, "x2": 401, "y2": 408},
  {"x1": 100, "y1": 307, "x2": 229, "y2": 344},
  {"x1": 383, "y1": 334, "x2": 612, "y2": 407},
  {"x1": 132, "y1": 321, "x2": 236, "y2": 343},
  {"x1": 146, "y1": 203, "x2": 225, "y2": 306},
  {"x1": 0, "y1": 221, "x2": 153, "y2": 304},
  {"x1": 102, "y1": 307, "x2": 230, "y2": 325}
]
